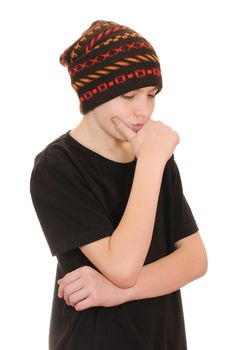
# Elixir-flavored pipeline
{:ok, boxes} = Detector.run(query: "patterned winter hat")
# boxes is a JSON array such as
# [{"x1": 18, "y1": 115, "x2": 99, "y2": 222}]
[{"x1": 60, "y1": 20, "x2": 162, "y2": 114}]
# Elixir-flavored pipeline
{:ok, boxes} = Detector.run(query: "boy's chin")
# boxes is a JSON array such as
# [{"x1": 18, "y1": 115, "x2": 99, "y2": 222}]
[{"x1": 114, "y1": 134, "x2": 128, "y2": 142}]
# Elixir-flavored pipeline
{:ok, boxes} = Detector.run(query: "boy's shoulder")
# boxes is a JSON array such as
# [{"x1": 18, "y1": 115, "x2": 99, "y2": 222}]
[
  {"x1": 162, "y1": 154, "x2": 181, "y2": 186},
  {"x1": 164, "y1": 154, "x2": 176, "y2": 173},
  {"x1": 34, "y1": 132, "x2": 71, "y2": 167}
]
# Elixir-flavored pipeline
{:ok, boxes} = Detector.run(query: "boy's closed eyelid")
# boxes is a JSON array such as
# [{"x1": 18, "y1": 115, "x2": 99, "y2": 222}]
[
  {"x1": 122, "y1": 93, "x2": 156, "y2": 98},
  {"x1": 122, "y1": 94, "x2": 135, "y2": 99}
]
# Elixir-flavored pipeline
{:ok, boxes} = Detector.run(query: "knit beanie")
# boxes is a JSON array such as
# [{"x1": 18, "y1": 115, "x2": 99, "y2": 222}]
[{"x1": 60, "y1": 20, "x2": 162, "y2": 114}]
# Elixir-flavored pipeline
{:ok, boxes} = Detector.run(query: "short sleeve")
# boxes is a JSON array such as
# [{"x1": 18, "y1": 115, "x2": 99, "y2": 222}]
[
  {"x1": 172, "y1": 157, "x2": 199, "y2": 242},
  {"x1": 30, "y1": 158, "x2": 114, "y2": 256}
]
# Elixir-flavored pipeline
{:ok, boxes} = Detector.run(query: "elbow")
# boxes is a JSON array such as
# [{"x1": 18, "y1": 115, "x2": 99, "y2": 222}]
[
  {"x1": 113, "y1": 277, "x2": 138, "y2": 289},
  {"x1": 110, "y1": 268, "x2": 140, "y2": 289},
  {"x1": 196, "y1": 248, "x2": 208, "y2": 278},
  {"x1": 199, "y1": 252, "x2": 208, "y2": 277},
  {"x1": 111, "y1": 279, "x2": 134, "y2": 289}
]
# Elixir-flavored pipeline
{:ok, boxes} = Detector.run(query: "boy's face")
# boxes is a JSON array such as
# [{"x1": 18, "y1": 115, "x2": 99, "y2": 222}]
[{"x1": 89, "y1": 86, "x2": 159, "y2": 142}]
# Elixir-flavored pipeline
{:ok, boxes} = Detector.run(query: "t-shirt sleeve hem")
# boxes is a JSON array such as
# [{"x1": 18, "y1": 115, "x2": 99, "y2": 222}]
[
  {"x1": 49, "y1": 225, "x2": 115, "y2": 256},
  {"x1": 174, "y1": 223, "x2": 199, "y2": 243}
]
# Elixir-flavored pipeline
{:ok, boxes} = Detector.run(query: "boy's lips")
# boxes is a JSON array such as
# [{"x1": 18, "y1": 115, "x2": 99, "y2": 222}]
[{"x1": 131, "y1": 123, "x2": 144, "y2": 131}]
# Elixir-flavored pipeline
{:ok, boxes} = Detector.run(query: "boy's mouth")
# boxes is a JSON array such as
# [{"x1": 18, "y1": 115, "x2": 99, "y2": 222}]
[{"x1": 131, "y1": 124, "x2": 143, "y2": 131}]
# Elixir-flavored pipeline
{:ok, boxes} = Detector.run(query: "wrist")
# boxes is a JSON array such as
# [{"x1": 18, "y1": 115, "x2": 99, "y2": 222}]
[
  {"x1": 118, "y1": 285, "x2": 135, "y2": 304},
  {"x1": 137, "y1": 150, "x2": 167, "y2": 170}
]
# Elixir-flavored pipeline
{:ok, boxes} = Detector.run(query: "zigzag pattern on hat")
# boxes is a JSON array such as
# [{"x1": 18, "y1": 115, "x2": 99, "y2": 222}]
[
  {"x1": 68, "y1": 41, "x2": 159, "y2": 76},
  {"x1": 61, "y1": 22, "x2": 134, "y2": 67},
  {"x1": 71, "y1": 54, "x2": 160, "y2": 89}
]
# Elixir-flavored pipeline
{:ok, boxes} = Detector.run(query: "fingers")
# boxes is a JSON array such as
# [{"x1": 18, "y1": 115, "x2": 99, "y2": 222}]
[
  {"x1": 58, "y1": 266, "x2": 92, "y2": 299},
  {"x1": 57, "y1": 266, "x2": 98, "y2": 311},
  {"x1": 68, "y1": 288, "x2": 88, "y2": 308},
  {"x1": 74, "y1": 296, "x2": 93, "y2": 311},
  {"x1": 111, "y1": 117, "x2": 136, "y2": 141},
  {"x1": 57, "y1": 268, "x2": 83, "y2": 298},
  {"x1": 58, "y1": 278, "x2": 91, "y2": 311},
  {"x1": 62, "y1": 279, "x2": 83, "y2": 305}
]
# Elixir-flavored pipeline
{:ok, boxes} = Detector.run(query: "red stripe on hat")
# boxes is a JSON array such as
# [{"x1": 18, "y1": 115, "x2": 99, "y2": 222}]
[
  {"x1": 97, "y1": 32, "x2": 103, "y2": 41},
  {"x1": 90, "y1": 38, "x2": 95, "y2": 48},
  {"x1": 105, "y1": 28, "x2": 112, "y2": 36},
  {"x1": 85, "y1": 45, "x2": 90, "y2": 53}
]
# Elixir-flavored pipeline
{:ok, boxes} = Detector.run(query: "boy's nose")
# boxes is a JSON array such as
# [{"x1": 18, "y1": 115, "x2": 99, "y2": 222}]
[{"x1": 134, "y1": 101, "x2": 151, "y2": 121}]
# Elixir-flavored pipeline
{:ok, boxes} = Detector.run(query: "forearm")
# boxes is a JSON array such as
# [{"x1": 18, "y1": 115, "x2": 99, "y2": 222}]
[
  {"x1": 122, "y1": 244, "x2": 207, "y2": 302},
  {"x1": 109, "y1": 154, "x2": 166, "y2": 286}
]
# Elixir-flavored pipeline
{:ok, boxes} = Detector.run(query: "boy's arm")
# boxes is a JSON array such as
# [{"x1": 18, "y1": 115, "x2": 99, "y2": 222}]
[
  {"x1": 77, "y1": 120, "x2": 179, "y2": 289},
  {"x1": 58, "y1": 232, "x2": 207, "y2": 310},
  {"x1": 122, "y1": 232, "x2": 208, "y2": 302}
]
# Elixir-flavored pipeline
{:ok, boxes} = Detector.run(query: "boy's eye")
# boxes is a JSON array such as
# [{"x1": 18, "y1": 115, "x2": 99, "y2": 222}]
[
  {"x1": 122, "y1": 94, "x2": 156, "y2": 99},
  {"x1": 122, "y1": 95, "x2": 134, "y2": 99}
]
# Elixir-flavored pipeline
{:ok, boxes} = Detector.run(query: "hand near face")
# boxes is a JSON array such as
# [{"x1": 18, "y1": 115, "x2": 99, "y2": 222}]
[{"x1": 112, "y1": 117, "x2": 179, "y2": 161}]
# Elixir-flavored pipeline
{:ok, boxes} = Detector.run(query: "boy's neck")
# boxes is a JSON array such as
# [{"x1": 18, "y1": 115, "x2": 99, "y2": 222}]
[{"x1": 70, "y1": 121, "x2": 135, "y2": 163}]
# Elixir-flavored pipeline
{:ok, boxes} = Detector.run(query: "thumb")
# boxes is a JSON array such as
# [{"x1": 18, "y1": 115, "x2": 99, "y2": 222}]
[{"x1": 111, "y1": 117, "x2": 136, "y2": 141}]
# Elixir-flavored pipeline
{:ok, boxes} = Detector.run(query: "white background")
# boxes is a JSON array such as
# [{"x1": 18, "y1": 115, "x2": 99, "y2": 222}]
[{"x1": 1, "y1": 0, "x2": 231, "y2": 349}]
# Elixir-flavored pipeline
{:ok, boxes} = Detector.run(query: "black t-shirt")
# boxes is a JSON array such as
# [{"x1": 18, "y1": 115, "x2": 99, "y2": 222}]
[{"x1": 30, "y1": 131, "x2": 198, "y2": 350}]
